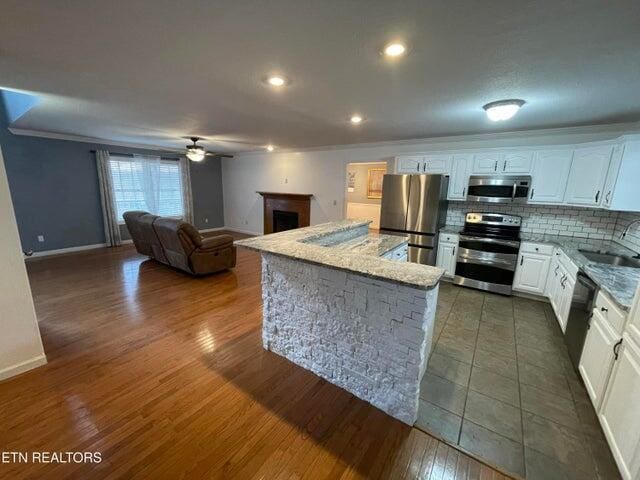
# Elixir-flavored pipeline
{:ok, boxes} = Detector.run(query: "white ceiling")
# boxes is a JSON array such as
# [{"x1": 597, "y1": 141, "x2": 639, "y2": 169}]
[{"x1": 1, "y1": 0, "x2": 639, "y2": 153}]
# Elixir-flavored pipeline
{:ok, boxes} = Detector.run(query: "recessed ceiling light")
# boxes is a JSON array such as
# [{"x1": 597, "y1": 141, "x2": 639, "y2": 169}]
[
  {"x1": 383, "y1": 42, "x2": 407, "y2": 57},
  {"x1": 266, "y1": 144, "x2": 275, "y2": 152},
  {"x1": 350, "y1": 114, "x2": 364, "y2": 125},
  {"x1": 263, "y1": 74, "x2": 289, "y2": 87},
  {"x1": 483, "y1": 99, "x2": 525, "y2": 121}
]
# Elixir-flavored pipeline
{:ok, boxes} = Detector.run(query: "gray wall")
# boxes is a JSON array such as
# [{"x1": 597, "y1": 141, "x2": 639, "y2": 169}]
[
  {"x1": 346, "y1": 162, "x2": 387, "y2": 205},
  {"x1": 0, "y1": 99, "x2": 225, "y2": 252}
]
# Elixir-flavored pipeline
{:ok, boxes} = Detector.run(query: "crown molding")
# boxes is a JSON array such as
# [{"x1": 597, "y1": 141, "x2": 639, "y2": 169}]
[
  {"x1": 236, "y1": 121, "x2": 640, "y2": 157},
  {"x1": 7, "y1": 127, "x2": 185, "y2": 154}
]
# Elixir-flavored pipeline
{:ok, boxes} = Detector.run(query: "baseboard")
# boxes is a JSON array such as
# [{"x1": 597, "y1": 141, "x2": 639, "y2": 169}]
[
  {"x1": 25, "y1": 242, "x2": 108, "y2": 259},
  {"x1": 223, "y1": 226, "x2": 261, "y2": 236},
  {"x1": 199, "y1": 227, "x2": 227, "y2": 234},
  {"x1": 0, "y1": 354, "x2": 47, "y2": 382}
]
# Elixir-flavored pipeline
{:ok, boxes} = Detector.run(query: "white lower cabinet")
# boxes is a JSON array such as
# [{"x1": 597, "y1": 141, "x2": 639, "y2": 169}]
[
  {"x1": 599, "y1": 333, "x2": 640, "y2": 480},
  {"x1": 579, "y1": 308, "x2": 620, "y2": 408},
  {"x1": 436, "y1": 233, "x2": 458, "y2": 278},
  {"x1": 513, "y1": 248, "x2": 551, "y2": 295}
]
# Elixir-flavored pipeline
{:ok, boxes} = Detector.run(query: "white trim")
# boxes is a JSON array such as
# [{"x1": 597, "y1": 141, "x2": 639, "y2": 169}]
[
  {"x1": 199, "y1": 227, "x2": 227, "y2": 234},
  {"x1": 25, "y1": 242, "x2": 108, "y2": 259},
  {"x1": 7, "y1": 128, "x2": 187, "y2": 154},
  {"x1": 236, "y1": 122, "x2": 640, "y2": 156},
  {"x1": 0, "y1": 354, "x2": 47, "y2": 382}
]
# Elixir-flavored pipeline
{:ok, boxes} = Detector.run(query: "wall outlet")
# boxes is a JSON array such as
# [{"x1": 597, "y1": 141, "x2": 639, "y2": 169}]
[
  {"x1": 37, "y1": 235, "x2": 45, "y2": 243},
  {"x1": 284, "y1": 178, "x2": 288, "y2": 184}
]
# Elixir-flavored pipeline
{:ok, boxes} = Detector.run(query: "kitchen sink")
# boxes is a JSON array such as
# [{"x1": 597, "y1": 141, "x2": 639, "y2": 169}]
[{"x1": 578, "y1": 250, "x2": 640, "y2": 268}]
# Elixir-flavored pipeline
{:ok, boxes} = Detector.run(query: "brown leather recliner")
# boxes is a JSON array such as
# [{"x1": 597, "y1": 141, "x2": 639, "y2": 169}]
[{"x1": 123, "y1": 211, "x2": 236, "y2": 275}]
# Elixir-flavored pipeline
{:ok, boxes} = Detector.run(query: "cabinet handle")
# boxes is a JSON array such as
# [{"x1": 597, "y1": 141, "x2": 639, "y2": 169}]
[
  {"x1": 535, "y1": 247, "x2": 539, "y2": 252},
  {"x1": 530, "y1": 188, "x2": 534, "y2": 199},
  {"x1": 417, "y1": 164, "x2": 420, "y2": 172},
  {"x1": 613, "y1": 339, "x2": 623, "y2": 361},
  {"x1": 494, "y1": 160, "x2": 498, "y2": 172},
  {"x1": 601, "y1": 306, "x2": 608, "y2": 313},
  {"x1": 503, "y1": 160, "x2": 506, "y2": 171},
  {"x1": 453, "y1": 246, "x2": 456, "y2": 256},
  {"x1": 606, "y1": 191, "x2": 611, "y2": 204},
  {"x1": 595, "y1": 190, "x2": 600, "y2": 203},
  {"x1": 520, "y1": 256, "x2": 524, "y2": 266},
  {"x1": 462, "y1": 187, "x2": 466, "y2": 196}
]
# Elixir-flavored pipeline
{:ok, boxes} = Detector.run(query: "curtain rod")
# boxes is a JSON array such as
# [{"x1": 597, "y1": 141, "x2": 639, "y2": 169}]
[{"x1": 89, "y1": 150, "x2": 233, "y2": 159}]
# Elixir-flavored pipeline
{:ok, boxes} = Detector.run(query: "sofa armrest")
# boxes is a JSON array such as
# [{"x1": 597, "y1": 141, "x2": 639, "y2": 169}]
[{"x1": 199, "y1": 234, "x2": 234, "y2": 251}]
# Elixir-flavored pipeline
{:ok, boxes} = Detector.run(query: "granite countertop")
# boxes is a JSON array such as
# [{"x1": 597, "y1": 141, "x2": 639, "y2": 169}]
[
  {"x1": 519, "y1": 234, "x2": 640, "y2": 310},
  {"x1": 235, "y1": 220, "x2": 444, "y2": 290}
]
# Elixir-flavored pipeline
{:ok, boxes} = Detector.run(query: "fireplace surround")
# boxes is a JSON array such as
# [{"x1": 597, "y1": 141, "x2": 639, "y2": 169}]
[{"x1": 257, "y1": 192, "x2": 313, "y2": 234}]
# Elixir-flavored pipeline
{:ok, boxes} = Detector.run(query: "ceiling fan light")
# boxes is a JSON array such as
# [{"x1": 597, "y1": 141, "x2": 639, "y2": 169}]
[
  {"x1": 186, "y1": 145, "x2": 205, "y2": 162},
  {"x1": 483, "y1": 99, "x2": 525, "y2": 121}
]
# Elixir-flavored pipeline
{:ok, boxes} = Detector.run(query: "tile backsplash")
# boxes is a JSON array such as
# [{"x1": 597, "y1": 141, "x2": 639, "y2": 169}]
[{"x1": 446, "y1": 202, "x2": 640, "y2": 253}]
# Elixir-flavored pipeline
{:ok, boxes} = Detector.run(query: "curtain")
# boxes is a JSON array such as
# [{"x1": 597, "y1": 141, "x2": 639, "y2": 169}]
[
  {"x1": 96, "y1": 150, "x2": 122, "y2": 247},
  {"x1": 179, "y1": 156, "x2": 195, "y2": 225},
  {"x1": 133, "y1": 154, "x2": 161, "y2": 215}
]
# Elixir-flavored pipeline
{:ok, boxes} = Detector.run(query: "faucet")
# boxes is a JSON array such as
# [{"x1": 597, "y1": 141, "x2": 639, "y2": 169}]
[{"x1": 620, "y1": 219, "x2": 640, "y2": 240}]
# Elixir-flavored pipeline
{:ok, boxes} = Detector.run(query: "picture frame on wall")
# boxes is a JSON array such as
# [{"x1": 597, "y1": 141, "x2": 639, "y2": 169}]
[{"x1": 367, "y1": 168, "x2": 385, "y2": 199}]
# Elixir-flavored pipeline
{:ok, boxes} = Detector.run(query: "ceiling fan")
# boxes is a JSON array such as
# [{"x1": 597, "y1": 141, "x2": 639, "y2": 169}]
[{"x1": 185, "y1": 137, "x2": 233, "y2": 161}]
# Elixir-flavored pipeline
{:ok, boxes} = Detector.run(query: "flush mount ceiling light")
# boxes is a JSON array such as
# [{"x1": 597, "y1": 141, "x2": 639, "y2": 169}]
[
  {"x1": 383, "y1": 42, "x2": 407, "y2": 58},
  {"x1": 483, "y1": 99, "x2": 526, "y2": 121},
  {"x1": 266, "y1": 144, "x2": 275, "y2": 152},
  {"x1": 349, "y1": 114, "x2": 364, "y2": 125},
  {"x1": 263, "y1": 74, "x2": 290, "y2": 87},
  {"x1": 186, "y1": 137, "x2": 206, "y2": 162}
]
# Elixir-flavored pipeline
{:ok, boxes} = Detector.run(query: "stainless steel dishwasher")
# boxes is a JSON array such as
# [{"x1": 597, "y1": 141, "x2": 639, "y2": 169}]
[{"x1": 564, "y1": 272, "x2": 598, "y2": 370}]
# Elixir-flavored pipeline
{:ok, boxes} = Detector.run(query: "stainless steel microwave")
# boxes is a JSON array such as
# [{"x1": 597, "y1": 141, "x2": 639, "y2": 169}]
[{"x1": 466, "y1": 175, "x2": 531, "y2": 204}]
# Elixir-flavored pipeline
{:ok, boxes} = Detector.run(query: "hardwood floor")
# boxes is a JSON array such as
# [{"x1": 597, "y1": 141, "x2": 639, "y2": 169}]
[{"x1": 0, "y1": 234, "x2": 512, "y2": 479}]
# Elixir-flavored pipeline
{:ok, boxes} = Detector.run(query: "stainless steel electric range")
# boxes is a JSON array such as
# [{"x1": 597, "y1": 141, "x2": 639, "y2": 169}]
[{"x1": 452, "y1": 212, "x2": 522, "y2": 295}]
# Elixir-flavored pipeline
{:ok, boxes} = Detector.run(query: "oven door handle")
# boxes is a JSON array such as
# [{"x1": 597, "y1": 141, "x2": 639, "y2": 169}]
[
  {"x1": 457, "y1": 255, "x2": 517, "y2": 271},
  {"x1": 459, "y1": 235, "x2": 521, "y2": 248}
]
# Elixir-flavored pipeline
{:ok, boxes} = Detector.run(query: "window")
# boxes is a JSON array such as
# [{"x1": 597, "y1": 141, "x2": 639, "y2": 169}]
[{"x1": 109, "y1": 155, "x2": 184, "y2": 221}]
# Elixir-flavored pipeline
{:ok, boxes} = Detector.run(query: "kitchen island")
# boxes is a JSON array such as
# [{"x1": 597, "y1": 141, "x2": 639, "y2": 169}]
[{"x1": 235, "y1": 220, "x2": 444, "y2": 424}]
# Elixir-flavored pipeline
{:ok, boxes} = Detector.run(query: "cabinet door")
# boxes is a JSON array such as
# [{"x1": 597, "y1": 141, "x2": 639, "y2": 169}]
[
  {"x1": 513, "y1": 252, "x2": 551, "y2": 295},
  {"x1": 502, "y1": 152, "x2": 533, "y2": 173},
  {"x1": 564, "y1": 146, "x2": 613, "y2": 206},
  {"x1": 579, "y1": 308, "x2": 619, "y2": 408},
  {"x1": 559, "y1": 275, "x2": 575, "y2": 333},
  {"x1": 396, "y1": 156, "x2": 423, "y2": 173},
  {"x1": 424, "y1": 155, "x2": 450, "y2": 174},
  {"x1": 529, "y1": 149, "x2": 573, "y2": 204},
  {"x1": 599, "y1": 334, "x2": 640, "y2": 480},
  {"x1": 602, "y1": 144, "x2": 624, "y2": 209},
  {"x1": 447, "y1": 154, "x2": 471, "y2": 200},
  {"x1": 472, "y1": 153, "x2": 503, "y2": 174},
  {"x1": 436, "y1": 242, "x2": 457, "y2": 278}
]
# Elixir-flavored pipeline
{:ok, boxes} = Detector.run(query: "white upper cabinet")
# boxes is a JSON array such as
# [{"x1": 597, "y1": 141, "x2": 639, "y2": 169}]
[
  {"x1": 501, "y1": 152, "x2": 533, "y2": 173},
  {"x1": 396, "y1": 155, "x2": 423, "y2": 173},
  {"x1": 423, "y1": 154, "x2": 451, "y2": 174},
  {"x1": 564, "y1": 145, "x2": 613, "y2": 207},
  {"x1": 447, "y1": 154, "x2": 471, "y2": 200},
  {"x1": 529, "y1": 149, "x2": 573, "y2": 204},
  {"x1": 472, "y1": 153, "x2": 503, "y2": 174},
  {"x1": 602, "y1": 140, "x2": 640, "y2": 211}
]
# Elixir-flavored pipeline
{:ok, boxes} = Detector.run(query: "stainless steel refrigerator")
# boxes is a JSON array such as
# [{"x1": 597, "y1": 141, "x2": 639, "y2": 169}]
[{"x1": 379, "y1": 174, "x2": 449, "y2": 266}]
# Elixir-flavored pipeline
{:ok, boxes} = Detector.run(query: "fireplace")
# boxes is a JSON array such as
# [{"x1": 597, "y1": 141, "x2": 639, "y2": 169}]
[
  {"x1": 273, "y1": 210, "x2": 299, "y2": 232},
  {"x1": 257, "y1": 192, "x2": 313, "y2": 234}
]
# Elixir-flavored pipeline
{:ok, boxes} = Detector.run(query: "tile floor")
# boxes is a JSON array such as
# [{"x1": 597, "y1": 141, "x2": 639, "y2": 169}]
[{"x1": 416, "y1": 282, "x2": 621, "y2": 480}]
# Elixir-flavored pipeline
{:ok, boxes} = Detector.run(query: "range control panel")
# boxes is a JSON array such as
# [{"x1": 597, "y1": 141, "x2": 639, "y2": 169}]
[{"x1": 465, "y1": 212, "x2": 522, "y2": 226}]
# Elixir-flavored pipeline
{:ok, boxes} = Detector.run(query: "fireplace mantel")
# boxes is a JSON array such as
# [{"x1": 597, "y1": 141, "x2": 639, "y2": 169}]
[{"x1": 257, "y1": 192, "x2": 313, "y2": 234}]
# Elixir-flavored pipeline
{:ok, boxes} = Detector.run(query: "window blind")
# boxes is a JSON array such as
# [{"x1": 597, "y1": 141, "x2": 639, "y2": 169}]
[{"x1": 109, "y1": 155, "x2": 184, "y2": 221}]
